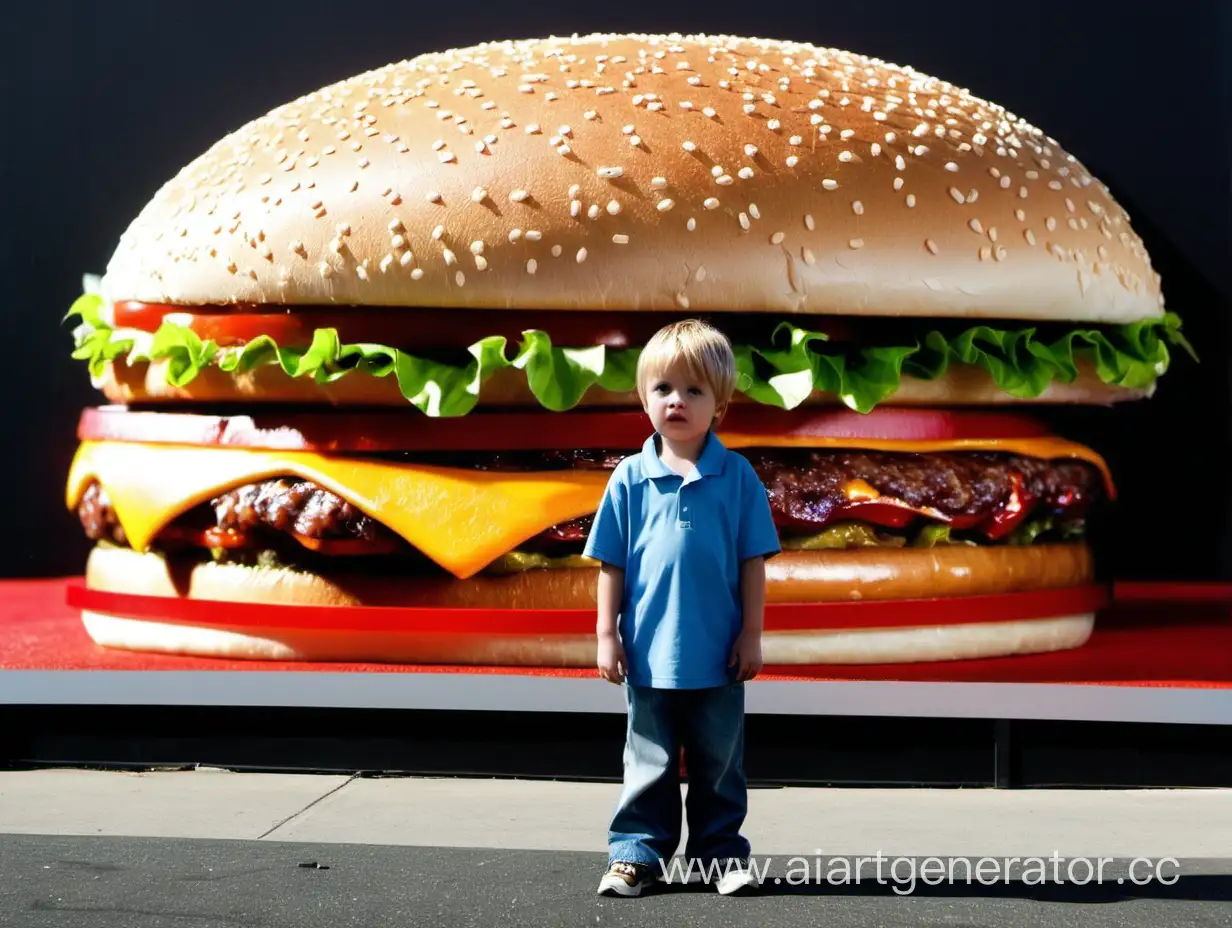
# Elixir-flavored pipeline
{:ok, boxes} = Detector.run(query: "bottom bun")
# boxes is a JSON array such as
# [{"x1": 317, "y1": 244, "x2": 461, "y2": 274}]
[
  {"x1": 86, "y1": 542, "x2": 1094, "y2": 610},
  {"x1": 80, "y1": 610, "x2": 1094, "y2": 666},
  {"x1": 81, "y1": 544, "x2": 1097, "y2": 665}
]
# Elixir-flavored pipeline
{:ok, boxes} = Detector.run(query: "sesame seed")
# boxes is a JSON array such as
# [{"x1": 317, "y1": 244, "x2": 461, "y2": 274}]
[
  {"x1": 439, "y1": 152, "x2": 456, "y2": 164},
  {"x1": 551, "y1": 244, "x2": 563, "y2": 257},
  {"x1": 839, "y1": 151, "x2": 854, "y2": 163},
  {"x1": 770, "y1": 231, "x2": 786, "y2": 245},
  {"x1": 687, "y1": 217, "x2": 697, "y2": 231},
  {"x1": 410, "y1": 268, "x2": 425, "y2": 280},
  {"x1": 716, "y1": 174, "x2": 734, "y2": 186},
  {"x1": 455, "y1": 271, "x2": 466, "y2": 286},
  {"x1": 588, "y1": 204, "x2": 601, "y2": 220},
  {"x1": 570, "y1": 200, "x2": 581, "y2": 218},
  {"x1": 704, "y1": 197, "x2": 720, "y2": 210},
  {"x1": 607, "y1": 200, "x2": 622, "y2": 215},
  {"x1": 802, "y1": 247, "x2": 817, "y2": 266},
  {"x1": 657, "y1": 198, "x2": 675, "y2": 212},
  {"x1": 1046, "y1": 217, "x2": 1057, "y2": 231},
  {"x1": 739, "y1": 212, "x2": 751, "y2": 230},
  {"x1": 597, "y1": 166, "x2": 623, "y2": 179},
  {"x1": 823, "y1": 179, "x2": 838, "y2": 190},
  {"x1": 612, "y1": 234, "x2": 630, "y2": 244},
  {"x1": 650, "y1": 176, "x2": 668, "y2": 189},
  {"x1": 785, "y1": 156, "x2": 799, "y2": 168},
  {"x1": 895, "y1": 155, "x2": 907, "y2": 171},
  {"x1": 948, "y1": 187, "x2": 965, "y2": 205},
  {"x1": 768, "y1": 119, "x2": 781, "y2": 131},
  {"x1": 789, "y1": 135, "x2": 803, "y2": 146},
  {"x1": 676, "y1": 292, "x2": 691, "y2": 309},
  {"x1": 748, "y1": 204, "x2": 761, "y2": 220},
  {"x1": 979, "y1": 246, "x2": 992, "y2": 262},
  {"x1": 906, "y1": 193, "x2": 917, "y2": 208},
  {"x1": 1015, "y1": 209, "x2": 1026, "y2": 222},
  {"x1": 391, "y1": 234, "x2": 406, "y2": 249},
  {"x1": 526, "y1": 230, "x2": 542, "y2": 242},
  {"x1": 319, "y1": 262, "x2": 333, "y2": 278},
  {"x1": 925, "y1": 239, "x2": 940, "y2": 255},
  {"x1": 472, "y1": 187, "x2": 488, "y2": 203},
  {"x1": 509, "y1": 189, "x2": 529, "y2": 202},
  {"x1": 380, "y1": 255, "x2": 394, "y2": 274},
  {"x1": 849, "y1": 238, "x2": 865, "y2": 249},
  {"x1": 682, "y1": 141, "x2": 697, "y2": 152},
  {"x1": 470, "y1": 240, "x2": 485, "y2": 255},
  {"x1": 575, "y1": 247, "x2": 587, "y2": 263},
  {"x1": 988, "y1": 227, "x2": 999, "y2": 243},
  {"x1": 355, "y1": 265, "x2": 369, "y2": 280},
  {"x1": 443, "y1": 248, "x2": 457, "y2": 266},
  {"x1": 526, "y1": 259, "x2": 537, "y2": 275},
  {"x1": 744, "y1": 144, "x2": 758, "y2": 157},
  {"x1": 474, "y1": 255, "x2": 488, "y2": 271},
  {"x1": 968, "y1": 218, "x2": 984, "y2": 235},
  {"x1": 525, "y1": 124, "x2": 541, "y2": 134},
  {"x1": 944, "y1": 161, "x2": 959, "y2": 172},
  {"x1": 400, "y1": 251, "x2": 414, "y2": 267}
]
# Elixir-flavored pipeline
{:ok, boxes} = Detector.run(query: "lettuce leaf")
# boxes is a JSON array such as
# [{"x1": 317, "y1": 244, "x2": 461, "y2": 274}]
[{"x1": 67, "y1": 293, "x2": 1193, "y2": 416}]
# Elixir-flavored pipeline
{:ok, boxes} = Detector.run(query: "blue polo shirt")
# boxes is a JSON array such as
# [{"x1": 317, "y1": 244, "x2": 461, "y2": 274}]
[{"x1": 583, "y1": 431, "x2": 782, "y2": 689}]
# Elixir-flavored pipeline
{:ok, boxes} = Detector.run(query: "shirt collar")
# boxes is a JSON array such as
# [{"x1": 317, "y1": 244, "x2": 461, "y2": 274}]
[{"x1": 637, "y1": 430, "x2": 727, "y2": 485}]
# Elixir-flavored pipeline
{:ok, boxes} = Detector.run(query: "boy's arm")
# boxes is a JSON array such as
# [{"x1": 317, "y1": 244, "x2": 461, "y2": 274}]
[
  {"x1": 596, "y1": 562, "x2": 626, "y2": 683},
  {"x1": 739, "y1": 556, "x2": 766, "y2": 639},
  {"x1": 596, "y1": 562, "x2": 624, "y2": 639},
  {"x1": 731, "y1": 556, "x2": 766, "y2": 682}
]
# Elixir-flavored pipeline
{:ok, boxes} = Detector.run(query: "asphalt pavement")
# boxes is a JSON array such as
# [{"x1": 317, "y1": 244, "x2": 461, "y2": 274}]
[{"x1": 0, "y1": 770, "x2": 1228, "y2": 926}]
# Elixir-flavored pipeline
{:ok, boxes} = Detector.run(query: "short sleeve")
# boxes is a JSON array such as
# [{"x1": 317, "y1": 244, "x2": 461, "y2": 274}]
[
  {"x1": 583, "y1": 467, "x2": 629, "y2": 568},
  {"x1": 737, "y1": 455, "x2": 781, "y2": 562}
]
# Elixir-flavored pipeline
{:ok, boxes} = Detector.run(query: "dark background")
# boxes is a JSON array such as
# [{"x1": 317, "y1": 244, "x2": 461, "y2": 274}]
[{"x1": 3, "y1": 1, "x2": 1229, "y2": 580}]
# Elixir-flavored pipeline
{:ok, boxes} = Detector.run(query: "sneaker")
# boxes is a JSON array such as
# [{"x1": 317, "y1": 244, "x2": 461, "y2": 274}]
[
  {"x1": 715, "y1": 858, "x2": 760, "y2": 896},
  {"x1": 597, "y1": 861, "x2": 658, "y2": 897}
]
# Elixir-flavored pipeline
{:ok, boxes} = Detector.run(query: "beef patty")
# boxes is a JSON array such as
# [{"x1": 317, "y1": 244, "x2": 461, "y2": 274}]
[{"x1": 77, "y1": 449, "x2": 1101, "y2": 554}]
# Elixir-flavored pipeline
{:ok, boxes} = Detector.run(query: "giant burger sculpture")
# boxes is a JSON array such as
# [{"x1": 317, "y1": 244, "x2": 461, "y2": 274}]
[{"x1": 65, "y1": 33, "x2": 1190, "y2": 665}]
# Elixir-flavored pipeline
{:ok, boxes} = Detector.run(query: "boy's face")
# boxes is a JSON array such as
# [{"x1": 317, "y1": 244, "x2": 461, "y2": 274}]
[{"x1": 642, "y1": 360, "x2": 723, "y2": 444}]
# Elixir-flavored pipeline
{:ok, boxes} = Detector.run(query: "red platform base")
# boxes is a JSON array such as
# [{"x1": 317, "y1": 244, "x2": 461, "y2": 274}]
[{"x1": 2, "y1": 578, "x2": 1230, "y2": 687}]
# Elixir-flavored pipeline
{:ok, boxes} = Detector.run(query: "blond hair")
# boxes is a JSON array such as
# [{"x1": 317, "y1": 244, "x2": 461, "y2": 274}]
[{"x1": 635, "y1": 319, "x2": 737, "y2": 414}]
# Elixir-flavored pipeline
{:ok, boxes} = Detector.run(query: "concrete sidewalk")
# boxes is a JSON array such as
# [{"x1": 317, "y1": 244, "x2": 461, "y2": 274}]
[{"x1": 1, "y1": 769, "x2": 1229, "y2": 858}]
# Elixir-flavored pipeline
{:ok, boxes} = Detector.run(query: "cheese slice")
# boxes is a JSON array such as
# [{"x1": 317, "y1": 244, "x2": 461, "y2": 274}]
[
  {"x1": 67, "y1": 441, "x2": 610, "y2": 579},
  {"x1": 67, "y1": 433, "x2": 1114, "y2": 580}
]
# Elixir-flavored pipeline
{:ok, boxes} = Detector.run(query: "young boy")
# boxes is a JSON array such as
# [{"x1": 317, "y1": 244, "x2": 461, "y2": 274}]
[{"x1": 584, "y1": 319, "x2": 781, "y2": 897}]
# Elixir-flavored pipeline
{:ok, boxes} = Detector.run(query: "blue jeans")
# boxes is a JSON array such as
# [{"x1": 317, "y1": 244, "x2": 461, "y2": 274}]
[{"x1": 607, "y1": 682, "x2": 750, "y2": 867}]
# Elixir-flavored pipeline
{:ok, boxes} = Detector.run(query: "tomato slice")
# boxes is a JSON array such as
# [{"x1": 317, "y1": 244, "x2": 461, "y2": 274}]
[
  {"x1": 110, "y1": 301, "x2": 829, "y2": 351},
  {"x1": 78, "y1": 406, "x2": 1056, "y2": 452}
]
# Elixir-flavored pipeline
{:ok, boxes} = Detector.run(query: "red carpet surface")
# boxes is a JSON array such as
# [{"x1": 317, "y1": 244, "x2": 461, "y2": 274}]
[{"x1": 2, "y1": 578, "x2": 1230, "y2": 687}]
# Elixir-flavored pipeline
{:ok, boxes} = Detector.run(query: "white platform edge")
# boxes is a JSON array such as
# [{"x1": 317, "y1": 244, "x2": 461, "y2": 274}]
[{"x1": 1, "y1": 670, "x2": 1230, "y2": 724}]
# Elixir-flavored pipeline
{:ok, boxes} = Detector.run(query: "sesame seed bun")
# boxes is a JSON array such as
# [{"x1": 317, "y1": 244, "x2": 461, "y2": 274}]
[{"x1": 101, "y1": 33, "x2": 1163, "y2": 325}]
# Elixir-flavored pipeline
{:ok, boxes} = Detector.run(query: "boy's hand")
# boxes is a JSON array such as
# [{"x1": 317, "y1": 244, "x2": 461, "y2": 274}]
[
  {"x1": 597, "y1": 632, "x2": 627, "y2": 684},
  {"x1": 728, "y1": 630, "x2": 763, "y2": 682}
]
